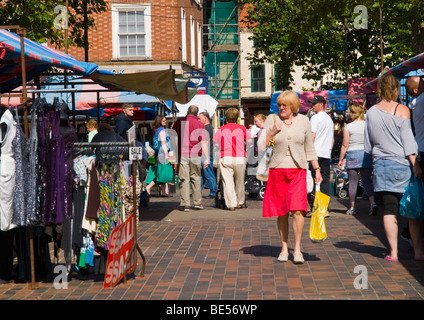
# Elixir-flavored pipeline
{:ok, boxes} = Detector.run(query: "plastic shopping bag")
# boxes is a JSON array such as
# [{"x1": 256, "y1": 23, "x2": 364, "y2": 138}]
[
  {"x1": 399, "y1": 176, "x2": 424, "y2": 220},
  {"x1": 309, "y1": 185, "x2": 330, "y2": 243},
  {"x1": 306, "y1": 169, "x2": 314, "y2": 194},
  {"x1": 256, "y1": 144, "x2": 273, "y2": 181}
]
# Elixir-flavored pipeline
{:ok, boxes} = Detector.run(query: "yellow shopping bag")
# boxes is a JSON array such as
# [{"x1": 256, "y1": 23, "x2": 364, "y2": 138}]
[{"x1": 309, "y1": 185, "x2": 330, "y2": 243}]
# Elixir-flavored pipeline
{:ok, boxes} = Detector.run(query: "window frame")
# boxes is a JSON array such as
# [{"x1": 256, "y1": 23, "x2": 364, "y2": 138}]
[
  {"x1": 251, "y1": 64, "x2": 266, "y2": 92},
  {"x1": 111, "y1": 3, "x2": 152, "y2": 60}
]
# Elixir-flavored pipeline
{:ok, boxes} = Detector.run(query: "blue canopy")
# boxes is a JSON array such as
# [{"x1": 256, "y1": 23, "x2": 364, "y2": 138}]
[{"x1": 0, "y1": 29, "x2": 99, "y2": 93}]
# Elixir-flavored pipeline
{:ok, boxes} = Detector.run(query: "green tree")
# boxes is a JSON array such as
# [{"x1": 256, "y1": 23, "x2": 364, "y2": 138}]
[
  {"x1": 241, "y1": 0, "x2": 424, "y2": 89},
  {"x1": 0, "y1": 0, "x2": 107, "y2": 49}
]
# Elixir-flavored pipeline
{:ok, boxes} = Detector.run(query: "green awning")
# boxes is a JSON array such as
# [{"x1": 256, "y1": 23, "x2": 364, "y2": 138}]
[{"x1": 90, "y1": 69, "x2": 198, "y2": 104}]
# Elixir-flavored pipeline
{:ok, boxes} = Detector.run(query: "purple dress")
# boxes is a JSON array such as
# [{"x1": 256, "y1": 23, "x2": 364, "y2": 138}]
[{"x1": 39, "y1": 106, "x2": 75, "y2": 225}]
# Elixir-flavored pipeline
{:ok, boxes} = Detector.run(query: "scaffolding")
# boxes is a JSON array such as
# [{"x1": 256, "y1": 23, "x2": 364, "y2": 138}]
[{"x1": 203, "y1": 0, "x2": 240, "y2": 107}]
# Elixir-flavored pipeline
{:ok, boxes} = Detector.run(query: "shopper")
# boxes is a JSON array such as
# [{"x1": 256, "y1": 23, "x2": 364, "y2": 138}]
[
  {"x1": 252, "y1": 114, "x2": 266, "y2": 157},
  {"x1": 364, "y1": 73, "x2": 422, "y2": 262},
  {"x1": 403, "y1": 76, "x2": 424, "y2": 260},
  {"x1": 198, "y1": 111, "x2": 217, "y2": 199},
  {"x1": 173, "y1": 105, "x2": 209, "y2": 212},
  {"x1": 259, "y1": 91, "x2": 322, "y2": 264},
  {"x1": 337, "y1": 104, "x2": 377, "y2": 216},
  {"x1": 86, "y1": 119, "x2": 98, "y2": 142},
  {"x1": 145, "y1": 115, "x2": 172, "y2": 196},
  {"x1": 213, "y1": 107, "x2": 250, "y2": 211},
  {"x1": 307, "y1": 95, "x2": 334, "y2": 215}
]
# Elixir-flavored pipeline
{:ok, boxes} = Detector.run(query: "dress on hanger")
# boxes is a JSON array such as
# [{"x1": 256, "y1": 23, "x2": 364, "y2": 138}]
[
  {"x1": 0, "y1": 109, "x2": 17, "y2": 231},
  {"x1": 27, "y1": 101, "x2": 41, "y2": 225},
  {"x1": 11, "y1": 107, "x2": 30, "y2": 227}
]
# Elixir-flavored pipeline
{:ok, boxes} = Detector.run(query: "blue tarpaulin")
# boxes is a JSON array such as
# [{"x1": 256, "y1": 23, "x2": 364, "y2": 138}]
[{"x1": 0, "y1": 29, "x2": 99, "y2": 93}]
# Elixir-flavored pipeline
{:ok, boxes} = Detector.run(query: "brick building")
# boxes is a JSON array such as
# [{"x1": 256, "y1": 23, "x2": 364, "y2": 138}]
[{"x1": 63, "y1": 0, "x2": 203, "y2": 75}]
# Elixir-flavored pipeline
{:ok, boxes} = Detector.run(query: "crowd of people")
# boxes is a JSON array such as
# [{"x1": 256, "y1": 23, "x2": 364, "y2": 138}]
[{"x1": 85, "y1": 75, "x2": 424, "y2": 264}]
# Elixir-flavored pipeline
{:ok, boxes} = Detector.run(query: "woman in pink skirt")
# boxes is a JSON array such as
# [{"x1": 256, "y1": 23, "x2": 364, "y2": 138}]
[{"x1": 259, "y1": 91, "x2": 322, "y2": 264}]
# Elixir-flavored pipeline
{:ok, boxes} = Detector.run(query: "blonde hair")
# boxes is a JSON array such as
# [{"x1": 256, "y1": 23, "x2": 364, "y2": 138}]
[
  {"x1": 254, "y1": 114, "x2": 267, "y2": 122},
  {"x1": 349, "y1": 104, "x2": 365, "y2": 121},
  {"x1": 225, "y1": 107, "x2": 239, "y2": 123},
  {"x1": 86, "y1": 119, "x2": 98, "y2": 129},
  {"x1": 377, "y1": 73, "x2": 400, "y2": 102},
  {"x1": 276, "y1": 91, "x2": 300, "y2": 114}
]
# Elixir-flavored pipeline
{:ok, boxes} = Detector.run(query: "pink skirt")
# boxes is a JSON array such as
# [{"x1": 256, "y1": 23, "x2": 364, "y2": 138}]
[{"x1": 262, "y1": 168, "x2": 307, "y2": 217}]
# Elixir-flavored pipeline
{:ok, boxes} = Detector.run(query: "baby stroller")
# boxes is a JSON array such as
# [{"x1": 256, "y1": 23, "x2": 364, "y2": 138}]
[
  {"x1": 245, "y1": 169, "x2": 266, "y2": 200},
  {"x1": 245, "y1": 144, "x2": 266, "y2": 200},
  {"x1": 335, "y1": 167, "x2": 365, "y2": 199}
]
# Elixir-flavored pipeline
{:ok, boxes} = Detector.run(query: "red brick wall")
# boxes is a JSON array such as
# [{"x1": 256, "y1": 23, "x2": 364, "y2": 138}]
[{"x1": 62, "y1": 0, "x2": 202, "y2": 66}]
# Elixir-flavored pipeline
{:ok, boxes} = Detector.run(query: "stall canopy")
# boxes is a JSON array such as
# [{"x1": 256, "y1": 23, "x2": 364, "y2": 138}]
[
  {"x1": 366, "y1": 52, "x2": 424, "y2": 91},
  {"x1": 91, "y1": 70, "x2": 198, "y2": 104},
  {"x1": 0, "y1": 29, "x2": 196, "y2": 104},
  {"x1": 1, "y1": 75, "x2": 169, "y2": 121},
  {"x1": 174, "y1": 93, "x2": 219, "y2": 117},
  {"x1": 41, "y1": 76, "x2": 168, "y2": 121},
  {"x1": 0, "y1": 29, "x2": 98, "y2": 93}
]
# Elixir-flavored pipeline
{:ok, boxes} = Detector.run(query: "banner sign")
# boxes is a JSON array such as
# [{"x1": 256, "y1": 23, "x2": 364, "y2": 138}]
[
  {"x1": 103, "y1": 213, "x2": 135, "y2": 288},
  {"x1": 187, "y1": 73, "x2": 208, "y2": 94}
]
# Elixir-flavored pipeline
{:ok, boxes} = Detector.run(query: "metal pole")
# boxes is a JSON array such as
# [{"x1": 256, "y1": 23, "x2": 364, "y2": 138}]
[
  {"x1": 65, "y1": 0, "x2": 69, "y2": 54},
  {"x1": 379, "y1": 0, "x2": 384, "y2": 72},
  {"x1": 17, "y1": 27, "x2": 37, "y2": 290},
  {"x1": 84, "y1": 0, "x2": 89, "y2": 62}
]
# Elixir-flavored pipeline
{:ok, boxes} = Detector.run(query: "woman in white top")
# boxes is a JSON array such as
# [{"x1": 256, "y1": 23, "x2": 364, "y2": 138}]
[{"x1": 338, "y1": 104, "x2": 377, "y2": 216}]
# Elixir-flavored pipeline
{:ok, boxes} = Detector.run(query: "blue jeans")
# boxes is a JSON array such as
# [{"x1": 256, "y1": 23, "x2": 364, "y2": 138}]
[{"x1": 201, "y1": 156, "x2": 217, "y2": 196}]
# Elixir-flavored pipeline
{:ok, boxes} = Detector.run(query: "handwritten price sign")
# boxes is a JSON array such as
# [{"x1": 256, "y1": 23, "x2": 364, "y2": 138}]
[{"x1": 129, "y1": 147, "x2": 143, "y2": 160}]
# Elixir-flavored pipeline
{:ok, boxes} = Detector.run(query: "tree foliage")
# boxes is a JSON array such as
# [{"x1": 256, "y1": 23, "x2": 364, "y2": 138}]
[
  {"x1": 0, "y1": 0, "x2": 107, "y2": 49},
  {"x1": 240, "y1": 0, "x2": 424, "y2": 89}
]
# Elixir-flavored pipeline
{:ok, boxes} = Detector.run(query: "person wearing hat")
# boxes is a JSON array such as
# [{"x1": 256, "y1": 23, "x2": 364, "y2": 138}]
[{"x1": 307, "y1": 95, "x2": 334, "y2": 215}]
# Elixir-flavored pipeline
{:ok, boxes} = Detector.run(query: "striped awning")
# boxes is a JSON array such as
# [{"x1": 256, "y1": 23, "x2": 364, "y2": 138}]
[{"x1": 366, "y1": 52, "x2": 424, "y2": 91}]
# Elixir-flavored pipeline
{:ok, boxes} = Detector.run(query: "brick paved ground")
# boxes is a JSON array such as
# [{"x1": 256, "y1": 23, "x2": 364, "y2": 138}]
[{"x1": 0, "y1": 189, "x2": 423, "y2": 301}]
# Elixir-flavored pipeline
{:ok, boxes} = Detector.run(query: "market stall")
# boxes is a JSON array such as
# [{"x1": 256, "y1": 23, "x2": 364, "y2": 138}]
[{"x1": 0, "y1": 27, "x2": 194, "y2": 289}]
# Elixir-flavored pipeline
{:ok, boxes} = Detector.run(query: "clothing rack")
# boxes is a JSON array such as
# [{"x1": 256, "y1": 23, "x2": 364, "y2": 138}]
[
  {"x1": 0, "y1": 25, "x2": 39, "y2": 290},
  {"x1": 74, "y1": 142, "x2": 130, "y2": 147},
  {"x1": 74, "y1": 141, "x2": 146, "y2": 284}
]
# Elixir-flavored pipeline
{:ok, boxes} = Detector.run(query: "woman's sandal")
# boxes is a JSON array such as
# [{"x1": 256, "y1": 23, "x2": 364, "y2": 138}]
[
  {"x1": 384, "y1": 255, "x2": 398, "y2": 262},
  {"x1": 277, "y1": 252, "x2": 289, "y2": 262},
  {"x1": 293, "y1": 252, "x2": 305, "y2": 264}
]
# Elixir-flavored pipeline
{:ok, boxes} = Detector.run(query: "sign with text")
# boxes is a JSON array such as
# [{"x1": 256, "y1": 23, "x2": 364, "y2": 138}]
[
  {"x1": 129, "y1": 147, "x2": 143, "y2": 160},
  {"x1": 103, "y1": 213, "x2": 135, "y2": 288}
]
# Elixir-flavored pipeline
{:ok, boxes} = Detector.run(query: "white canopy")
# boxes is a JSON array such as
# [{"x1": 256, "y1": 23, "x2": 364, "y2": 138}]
[{"x1": 174, "y1": 94, "x2": 218, "y2": 117}]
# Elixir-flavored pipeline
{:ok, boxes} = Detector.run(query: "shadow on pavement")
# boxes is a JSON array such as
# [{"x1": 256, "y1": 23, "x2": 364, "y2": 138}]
[
  {"x1": 335, "y1": 196, "x2": 424, "y2": 287},
  {"x1": 139, "y1": 195, "x2": 179, "y2": 221},
  {"x1": 239, "y1": 245, "x2": 321, "y2": 262}
]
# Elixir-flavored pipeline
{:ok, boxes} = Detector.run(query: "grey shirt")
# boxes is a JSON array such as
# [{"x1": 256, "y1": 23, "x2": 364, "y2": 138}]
[{"x1": 364, "y1": 105, "x2": 417, "y2": 166}]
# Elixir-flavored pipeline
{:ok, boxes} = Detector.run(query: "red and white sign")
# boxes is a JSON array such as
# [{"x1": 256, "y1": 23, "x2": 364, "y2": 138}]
[{"x1": 103, "y1": 214, "x2": 135, "y2": 288}]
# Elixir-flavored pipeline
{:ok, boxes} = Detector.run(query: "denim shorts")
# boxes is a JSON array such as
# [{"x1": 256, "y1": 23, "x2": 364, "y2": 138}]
[
  {"x1": 345, "y1": 150, "x2": 372, "y2": 169},
  {"x1": 373, "y1": 158, "x2": 411, "y2": 193}
]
